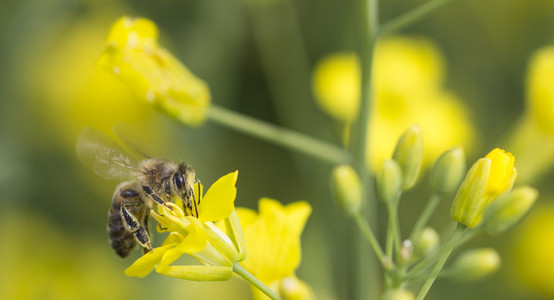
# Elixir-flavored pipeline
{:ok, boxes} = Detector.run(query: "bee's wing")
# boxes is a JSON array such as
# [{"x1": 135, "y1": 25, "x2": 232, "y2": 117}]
[
  {"x1": 112, "y1": 123, "x2": 152, "y2": 161},
  {"x1": 76, "y1": 127, "x2": 141, "y2": 180}
]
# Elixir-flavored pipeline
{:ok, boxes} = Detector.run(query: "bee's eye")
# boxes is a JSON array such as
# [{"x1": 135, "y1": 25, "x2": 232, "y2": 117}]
[{"x1": 173, "y1": 172, "x2": 185, "y2": 190}]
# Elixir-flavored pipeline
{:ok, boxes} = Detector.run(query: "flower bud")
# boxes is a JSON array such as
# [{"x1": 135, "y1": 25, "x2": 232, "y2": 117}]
[
  {"x1": 451, "y1": 148, "x2": 517, "y2": 227},
  {"x1": 484, "y1": 186, "x2": 537, "y2": 234},
  {"x1": 382, "y1": 289, "x2": 415, "y2": 300},
  {"x1": 414, "y1": 227, "x2": 439, "y2": 258},
  {"x1": 450, "y1": 248, "x2": 501, "y2": 281},
  {"x1": 377, "y1": 159, "x2": 402, "y2": 205},
  {"x1": 392, "y1": 125, "x2": 423, "y2": 189},
  {"x1": 431, "y1": 147, "x2": 466, "y2": 194},
  {"x1": 331, "y1": 165, "x2": 362, "y2": 216},
  {"x1": 278, "y1": 276, "x2": 316, "y2": 300}
]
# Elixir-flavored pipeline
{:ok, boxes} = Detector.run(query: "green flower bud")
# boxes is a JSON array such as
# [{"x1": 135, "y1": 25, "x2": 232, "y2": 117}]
[
  {"x1": 392, "y1": 125, "x2": 423, "y2": 189},
  {"x1": 377, "y1": 159, "x2": 402, "y2": 205},
  {"x1": 382, "y1": 289, "x2": 415, "y2": 300},
  {"x1": 431, "y1": 147, "x2": 466, "y2": 194},
  {"x1": 484, "y1": 186, "x2": 538, "y2": 234},
  {"x1": 450, "y1": 248, "x2": 501, "y2": 281},
  {"x1": 332, "y1": 164, "x2": 362, "y2": 216},
  {"x1": 414, "y1": 227, "x2": 439, "y2": 258}
]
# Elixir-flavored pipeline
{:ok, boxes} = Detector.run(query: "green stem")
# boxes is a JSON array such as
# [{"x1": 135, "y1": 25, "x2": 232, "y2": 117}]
[
  {"x1": 354, "y1": 213, "x2": 386, "y2": 263},
  {"x1": 409, "y1": 194, "x2": 442, "y2": 243},
  {"x1": 353, "y1": 0, "x2": 379, "y2": 298},
  {"x1": 415, "y1": 223, "x2": 465, "y2": 300},
  {"x1": 379, "y1": 0, "x2": 454, "y2": 36},
  {"x1": 207, "y1": 105, "x2": 350, "y2": 165},
  {"x1": 233, "y1": 262, "x2": 281, "y2": 300}
]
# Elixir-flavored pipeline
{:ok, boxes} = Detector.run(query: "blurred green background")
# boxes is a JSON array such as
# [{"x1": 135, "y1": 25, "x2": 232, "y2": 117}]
[{"x1": 1, "y1": 0, "x2": 554, "y2": 299}]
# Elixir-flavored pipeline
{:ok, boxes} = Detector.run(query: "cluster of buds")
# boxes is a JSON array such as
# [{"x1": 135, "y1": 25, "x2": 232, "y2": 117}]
[{"x1": 330, "y1": 125, "x2": 537, "y2": 297}]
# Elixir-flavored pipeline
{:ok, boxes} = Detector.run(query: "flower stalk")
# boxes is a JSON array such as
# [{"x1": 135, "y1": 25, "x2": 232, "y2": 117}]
[{"x1": 233, "y1": 263, "x2": 281, "y2": 300}]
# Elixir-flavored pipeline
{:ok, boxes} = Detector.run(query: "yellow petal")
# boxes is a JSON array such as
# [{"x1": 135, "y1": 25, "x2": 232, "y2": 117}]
[
  {"x1": 484, "y1": 148, "x2": 516, "y2": 198},
  {"x1": 236, "y1": 208, "x2": 259, "y2": 228},
  {"x1": 124, "y1": 243, "x2": 177, "y2": 278},
  {"x1": 242, "y1": 198, "x2": 312, "y2": 283},
  {"x1": 283, "y1": 201, "x2": 312, "y2": 237},
  {"x1": 198, "y1": 171, "x2": 238, "y2": 222}
]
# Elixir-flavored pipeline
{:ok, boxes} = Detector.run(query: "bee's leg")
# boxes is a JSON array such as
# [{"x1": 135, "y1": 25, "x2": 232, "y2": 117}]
[
  {"x1": 142, "y1": 214, "x2": 151, "y2": 255},
  {"x1": 121, "y1": 202, "x2": 152, "y2": 252},
  {"x1": 142, "y1": 185, "x2": 173, "y2": 211}
]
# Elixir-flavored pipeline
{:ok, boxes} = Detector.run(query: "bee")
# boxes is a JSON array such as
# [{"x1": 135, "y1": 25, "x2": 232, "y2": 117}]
[{"x1": 76, "y1": 127, "x2": 198, "y2": 258}]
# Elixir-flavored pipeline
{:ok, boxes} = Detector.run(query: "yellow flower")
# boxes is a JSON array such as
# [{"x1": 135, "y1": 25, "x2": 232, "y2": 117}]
[
  {"x1": 451, "y1": 148, "x2": 517, "y2": 227},
  {"x1": 513, "y1": 203, "x2": 554, "y2": 297},
  {"x1": 23, "y1": 11, "x2": 168, "y2": 151},
  {"x1": 311, "y1": 36, "x2": 474, "y2": 171},
  {"x1": 237, "y1": 198, "x2": 314, "y2": 299},
  {"x1": 526, "y1": 46, "x2": 554, "y2": 135},
  {"x1": 124, "y1": 171, "x2": 246, "y2": 280},
  {"x1": 97, "y1": 16, "x2": 211, "y2": 126}
]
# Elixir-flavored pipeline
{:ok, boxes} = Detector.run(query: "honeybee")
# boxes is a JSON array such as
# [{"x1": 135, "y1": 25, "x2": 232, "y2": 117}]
[{"x1": 76, "y1": 127, "x2": 198, "y2": 258}]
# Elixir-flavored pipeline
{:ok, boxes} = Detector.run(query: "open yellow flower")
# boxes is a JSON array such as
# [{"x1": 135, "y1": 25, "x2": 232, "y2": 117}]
[
  {"x1": 237, "y1": 198, "x2": 314, "y2": 299},
  {"x1": 451, "y1": 149, "x2": 517, "y2": 227},
  {"x1": 125, "y1": 171, "x2": 246, "y2": 280},
  {"x1": 97, "y1": 16, "x2": 211, "y2": 126}
]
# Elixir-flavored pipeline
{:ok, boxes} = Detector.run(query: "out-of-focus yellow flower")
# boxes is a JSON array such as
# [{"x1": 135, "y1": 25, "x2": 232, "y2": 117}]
[
  {"x1": 513, "y1": 203, "x2": 554, "y2": 297},
  {"x1": 311, "y1": 36, "x2": 474, "y2": 171},
  {"x1": 237, "y1": 198, "x2": 314, "y2": 300},
  {"x1": 526, "y1": 46, "x2": 554, "y2": 135},
  {"x1": 451, "y1": 148, "x2": 517, "y2": 227},
  {"x1": 24, "y1": 12, "x2": 167, "y2": 150},
  {"x1": 508, "y1": 46, "x2": 554, "y2": 183},
  {"x1": 125, "y1": 171, "x2": 245, "y2": 280},
  {"x1": 97, "y1": 16, "x2": 211, "y2": 126}
]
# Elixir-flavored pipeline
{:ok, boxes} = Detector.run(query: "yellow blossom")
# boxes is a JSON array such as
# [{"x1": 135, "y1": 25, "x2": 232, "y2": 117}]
[
  {"x1": 23, "y1": 12, "x2": 168, "y2": 151},
  {"x1": 237, "y1": 198, "x2": 314, "y2": 299},
  {"x1": 311, "y1": 36, "x2": 474, "y2": 171},
  {"x1": 451, "y1": 148, "x2": 517, "y2": 227},
  {"x1": 124, "y1": 171, "x2": 245, "y2": 280},
  {"x1": 526, "y1": 46, "x2": 554, "y2": 135},
  {"x1": 97, "y1": 16, "x2": 211, "y2": 126}
]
